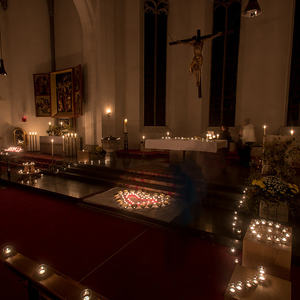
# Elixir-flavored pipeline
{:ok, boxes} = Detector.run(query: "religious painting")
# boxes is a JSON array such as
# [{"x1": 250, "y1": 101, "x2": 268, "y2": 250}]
[
  {"x1": 33, "y1": 73, "x2": 51, "y2": 117},
  {"x1": 50, "y1": 68, "x2": 74, "y2": 117},
  {"x1": 73, "y1": 64, "x2": 83, "y2": 116}
]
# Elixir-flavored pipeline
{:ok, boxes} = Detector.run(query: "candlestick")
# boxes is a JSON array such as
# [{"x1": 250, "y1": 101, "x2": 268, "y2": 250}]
[
  {"x1": 51, "y1": 139, "x2": 54, "y2": 157},
  {"x1": 124, "y1": 118, "x2": 128, "y2": 133}
]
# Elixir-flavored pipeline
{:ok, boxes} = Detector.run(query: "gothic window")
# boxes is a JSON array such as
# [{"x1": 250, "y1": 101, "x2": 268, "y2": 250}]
[
  {"x1": 287, "y1": 0, "x2": 300, "y2": 126},
  {"x1": 144, "y1": 0, "x2": 168, "y2": 126},
  {"x1": 209, "y1": 0, "x2": 241, "y2": 127}
]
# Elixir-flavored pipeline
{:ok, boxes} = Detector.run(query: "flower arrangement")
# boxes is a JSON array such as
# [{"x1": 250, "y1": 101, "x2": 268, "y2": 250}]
[
  {"x1": 245, "y1": 174, "x2": 299, "y2": 217},
  {"x1": 250, "y1": 176, "x2": 298, "y2": 202}
]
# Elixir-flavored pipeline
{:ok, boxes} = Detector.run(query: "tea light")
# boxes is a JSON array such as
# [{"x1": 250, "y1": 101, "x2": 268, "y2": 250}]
[
  {"x1": 236, "y1": 281, "x2": 243, "y2": 291},
  {"x1": 37, "y1": 264, "x2": 47, "y2": 276}
]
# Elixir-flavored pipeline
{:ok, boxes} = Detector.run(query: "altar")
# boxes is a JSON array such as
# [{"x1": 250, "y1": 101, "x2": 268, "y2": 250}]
[{"x1": 145, "y1": 138, "x2": 227, "y2": 153}]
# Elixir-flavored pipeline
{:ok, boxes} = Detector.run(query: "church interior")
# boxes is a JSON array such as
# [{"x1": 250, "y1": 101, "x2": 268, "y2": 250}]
[{"x1": 0, "y1": 0, "x2": 300, "y2": 299}]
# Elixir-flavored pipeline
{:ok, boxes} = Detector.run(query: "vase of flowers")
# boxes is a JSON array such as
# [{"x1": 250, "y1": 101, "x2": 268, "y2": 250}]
[{"x1": 245, "y1": 175, "x2": 299, "y2": 223}]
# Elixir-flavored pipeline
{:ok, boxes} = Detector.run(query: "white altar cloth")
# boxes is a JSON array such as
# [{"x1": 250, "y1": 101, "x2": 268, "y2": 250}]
[{"x1": 145, "y1": 139, "x2": 227, "y2": 153}]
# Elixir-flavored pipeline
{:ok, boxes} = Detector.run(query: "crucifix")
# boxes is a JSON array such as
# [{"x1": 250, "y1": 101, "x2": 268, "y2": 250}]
[{"x1": 169, "y1": 29, "x2": 223, "y2": 98}]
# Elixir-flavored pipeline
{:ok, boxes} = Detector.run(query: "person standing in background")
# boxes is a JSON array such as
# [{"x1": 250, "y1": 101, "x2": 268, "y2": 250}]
[{"x1": 239, "y1": 118, "x2": 256, "y2": 167}]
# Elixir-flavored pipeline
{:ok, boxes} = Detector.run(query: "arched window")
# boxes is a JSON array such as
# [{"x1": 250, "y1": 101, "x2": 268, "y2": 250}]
[
  {"x1": 287, "y1": 0, "x2": 300, "y2": 126},
  {"x1": 209, "y1": 0, "x2": 241, "y2": 126},
  {"x1": 144, "y1": 0, "x2": 168, "y2": 126}
]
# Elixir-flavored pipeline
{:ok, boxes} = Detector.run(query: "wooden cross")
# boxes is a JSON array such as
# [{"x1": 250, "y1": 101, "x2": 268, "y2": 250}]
[{"x1": 169, "y1": 29, "x2": 223, "y2": 98}]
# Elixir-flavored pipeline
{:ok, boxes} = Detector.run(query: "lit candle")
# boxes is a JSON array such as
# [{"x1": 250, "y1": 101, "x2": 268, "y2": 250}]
[
  {"x1": 124, "y1": 118, "x2": 128, "y2": 133},
  {"x1": 74, "y1": 133, "x2": 77, "y2": 159},
  {"x1": 60, "y1": 121, "x2": 63, "y2": 127},
  {"x1": 29, "y1": 132, "x2": 32, "y2": 151},
  {"x1": 71, "y1": 133, "x2": 74, "y2": 158},
  {"x1": 166, "y1": 131, "x2": 170, "y2": 137},
  {"x1": 290, "y1": 129, "x2": 295, "y2": 136},
  {"x1": 51, "y1": 139, "x2": 54, "y2": 157},
  {"x1": 263, "y1": 125, "x2": 267, "y2": 136},
  {"x1": 106, "y1": 108, "x2": 112, "y2": 116},
  {"x1": 142, "y1": 135, "x2": 145, "y2": 141},
  {"x1": 62, "y1": 135, "x2": 65, "y2": 152},
  {"x1": 216, "y1": 134, "x2": 219, "y2": 139},
  {"x1": 34, "y1": 132, "x2": 37, "y2": 151},
  {"x1": 48, "y1": 122, "x2": 51, "y2": 126}
]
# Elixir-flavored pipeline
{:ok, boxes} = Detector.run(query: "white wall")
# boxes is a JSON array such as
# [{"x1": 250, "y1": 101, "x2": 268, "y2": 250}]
[
  {"x1": 236, "y1": 0, "x2": 295, "y2": 141},
  {"x1": 55, "y1": 0, "x2": 82, "y2": 70},
  {"x1": 0, "y1": 0, "x2": 51, "y2": 148}
]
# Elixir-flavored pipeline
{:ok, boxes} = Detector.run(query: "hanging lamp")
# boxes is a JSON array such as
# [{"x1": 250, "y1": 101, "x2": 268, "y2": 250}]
[{"x1": 242, "y1": 0, "x2": 262, "y2": 18}]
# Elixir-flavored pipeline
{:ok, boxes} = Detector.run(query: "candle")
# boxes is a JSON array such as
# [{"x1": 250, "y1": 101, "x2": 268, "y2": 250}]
[
  {"x1": 216, "y1": 134, "x2": 219, "y2": 139},
  {"x1": 51, "y1": 138, "x2": 54, "y2": 157},
  {"x1": 67, "y1": 133, "x2": 70, "y2": 157},
  {"x1": 142, "y1": 135, "x2": 145, "y2": 141},
  {"x1": 34, "y1": 132, "x2": 37, "y2": 151},
  {"x1": 124, "y1": 118, "x2": 128, "y2": 133},
  {"x1": 71, "y1": 133, "x2": 74, "y2": 158},
  {"x1": 74, "y1": 133, "x2": 77, "y2": 159},
  {"x1": 48, "y1": 122, "x2": 51, "y2": 126},
  {"x1": 60, "y1": 121, "x2": 63, "y2": 127},
  {"x1": 166, "y1": 131, "x2": 170, "y2": 137},
  {"x1": 62, "y1": 135, "x2": 65, "y2": 152},
  {"x1": 263, "y1": 125, "x2": 267, "y2": 136},
  {"x1": 290, "y1": 129, "x2": 295, "y2": 136},
  {"x1": 29, "y1": 132, "x2": 32, "y2": 151},
  {"x1": 106, "y1": 108, "x2": 112, "y2": 116}
]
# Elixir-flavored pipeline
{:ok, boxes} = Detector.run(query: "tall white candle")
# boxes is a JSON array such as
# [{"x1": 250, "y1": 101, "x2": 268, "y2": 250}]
[
  {"x1": 29, "y1": 132, "x2": 32, "y2": 151},
  {"x1": 124, "y1": 118, "x2": 128, "y2": 133},
  {"x1": 34, "y1": 132, "x2": 37, "y2": 151},
  {"x1": 51, "y1": 139, "x2": 54, "y2": 157},
  {"x1": 74, "y1": 133, "x2": 77, "y2": 160},
  {"x1": 263, "y1": 125, "x2": 267, "y2": 136},
  {"x1": 71, "y1": 133, "x2": 74, "y2": 158},
  {"x1": 62, "y1": 135, "x2": 65, "y2": 152}
]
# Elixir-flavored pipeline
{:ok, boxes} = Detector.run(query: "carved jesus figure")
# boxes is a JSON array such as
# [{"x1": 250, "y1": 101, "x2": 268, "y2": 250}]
[{"x1": 170, "y1": 29, "x2": 223, "y2": 98}]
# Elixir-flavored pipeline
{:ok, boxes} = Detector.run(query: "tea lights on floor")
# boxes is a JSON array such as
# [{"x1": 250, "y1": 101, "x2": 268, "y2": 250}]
[
  {"x1": 227, "y1": 266, "x2": 267, "y2": 296},
  {"x1": 114, "y1": 190, "x2": 171, "y2": 209}
]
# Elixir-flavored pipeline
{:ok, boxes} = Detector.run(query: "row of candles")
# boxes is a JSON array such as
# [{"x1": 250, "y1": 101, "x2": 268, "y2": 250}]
[
  {"x1": 50, "y1": 133, "x2": 78, "y2": 158},
  {"x1": 28, "y1": 132, "x2": 38, "y2": 152},
  {"x1": 2, "y1": 246, "x2": 94, "y2": 300},
  {"x1": 262, "y1": 124, "x2": 295, "y2": 137},
  {"x1": 228, "y1": 266, "x2": 266, "y2": 296}
]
